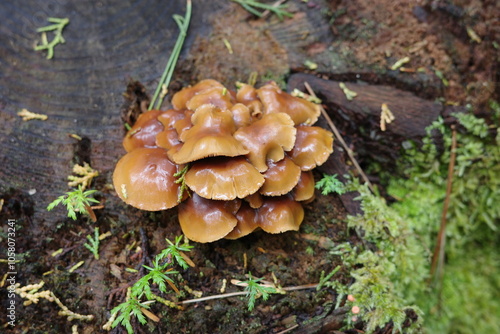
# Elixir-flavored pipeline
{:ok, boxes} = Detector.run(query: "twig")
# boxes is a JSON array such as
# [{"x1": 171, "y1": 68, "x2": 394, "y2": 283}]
[
  {"x1": 304, "y1": 82, "x2": 375, "y2": 193},
  {"x1": 430, "y1": 125, "x2": 457, "y2": 280},
  {"x1": 179, "y1": 283, "x2": 317, "y2": 305},
  {"x1": 149, "y1": 0, "x2": 192, "y2": 110}
]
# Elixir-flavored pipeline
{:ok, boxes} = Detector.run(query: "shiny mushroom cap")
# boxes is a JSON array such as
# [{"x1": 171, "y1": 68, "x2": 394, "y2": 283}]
[
  {"x1": 257, "y1": 195, "x2": 304, "y2": 234},
  {"x1": 225, "y1": 202, "x2": 260, "y2": 240},
  {"x1": 186, "y1": 86, "x2": 234, "y2": 111},
  {"x1": 169, "y1": 104, "x2": 249, "y2": 164},
  {"x1": 289, "y1": 126, "x2": 334, "y2": 171},
  {"x1": 171, "y1": 79, "x2": 225, "y2": 110},
  {"x1": 123, "y1": 109, "x2": 164, "y2": 152},
  {"x1": 233, "y1": 113, "x2": 296, "y2": 172},
  {"x1": 260, "y1": 156, "x2": 301, "y2": 196},
  {"x1": 112, "y1": 147, "x2": 182, "y2": 211},
  {"x1": 292, "y1": 171, "x2": 316, "y2": 202},
  {"x1": 185, "y1": 156, "x2": 265, "y2": 200},
  {"x1": 155, "y1": 109, "x2": 189, "y2": 150},
  {"x1": 257, "y1": 81, "x2": 321, "y2": 125},
  {"x1": 178, "y1": 193, "x2": 240, "y2": 243}
]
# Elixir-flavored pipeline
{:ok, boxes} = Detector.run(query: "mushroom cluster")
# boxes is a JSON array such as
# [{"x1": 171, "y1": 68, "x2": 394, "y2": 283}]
[{"x1": 113, "y1": 79, "x2": 334, "y2": 243}]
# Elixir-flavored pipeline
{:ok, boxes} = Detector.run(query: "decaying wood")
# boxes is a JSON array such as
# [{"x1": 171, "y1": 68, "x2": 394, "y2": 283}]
[{"x1": 288, "y1": 73, "x2": 446, "y2": 214}]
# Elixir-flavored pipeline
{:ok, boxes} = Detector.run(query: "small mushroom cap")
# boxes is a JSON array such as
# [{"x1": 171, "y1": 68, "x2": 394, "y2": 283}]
[
  {"x1": 244, "y1": 192, "x2": 264, "y2": 209},
  {"x1": 157, "y1": 109, "x2": 187, "y2": 128},
  {"x1": 292, "y1": 171, "x2": 316, "y2": 202},
  {"x1": 171, "y1": 79, "x2": 225, "y2": 110},
  {"x1": 225, "y1": 202, "x2": 260, "y2": 240},
  {"x1": 260, "y1": 156, "x2": 301, "y2": 196},
  {"x1": 123, "y1": 109, "x2": 164, "y2": 152},
  {"x1": 186, "y1": 86, "x2": 234, "y2": 111},
  {"x1": 156, "y1": 128, "x2": 182, "y2": 150},
  {"x1": 230, "y1": 103, "x2": 253, "y2": 128},
  {"x1": 112, "y1": 147, "x2": 181, "y2": 211},
  {"x1": 257, "y1": 81, "x2": 321, "y2": 125},
  {"x1": 233, "y1": 113, "x2": 297, "y2": 172},
  {"x1": 257, "y1": 195, "x2": 304, "y2": 234},
  {"x1": 178, "y1": 193, "x2": 240, "y2": 243},
  {"x1": 236, "y1": 83, "x2": 258, "y2": 104},
  {"x1": 289, "y1": 126, "x2": 334, "y2": 171},
  {"x1": 156, "y1": 109, "x2": 190, "y2": 150},
  {"x1": 185, "y1": 157, "x2": 265, "y2": 200},
  {"x1": 170, "y1": 104, "x2": 249, "y2": 164}
]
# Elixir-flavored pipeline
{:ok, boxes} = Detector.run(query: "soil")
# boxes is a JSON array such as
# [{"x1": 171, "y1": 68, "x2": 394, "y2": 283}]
[{"x1": 0, "y1": 0, "x2": 498, "y2": 333}]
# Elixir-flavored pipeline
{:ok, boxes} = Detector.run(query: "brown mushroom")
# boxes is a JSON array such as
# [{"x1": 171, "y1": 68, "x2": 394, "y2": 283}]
[
  {"x1": 178, "y1": 193, "x2": 240, "y2": 243},
  {"x1": 244, "y1": 192, "x2": 264, "y2": 209},
  {"x1": 236, "y1": 83, "x2": 258, "y2": 104},
  {"x1": 186, "y1": 86, "x2": 234, "y2": 111},
  {"x1": 123, "y1": 109, "x2": 164, "y2": 152},
  {"x1": 233, "y1": 113, "x2": 296, "y2": 172},
  {"x1": 169, "y1": 104, "x2": 249, "y2": 164},
  {"x1": 171, "y1": 79, "x2": 225, "y2": 110},
  {"x1": 292, "y1": 171, "x2": 316, "y2": 202},
  {"x1": 256, "y1": 195, "x2": 304, "y2": 234},
  {"x1": 288, "y1": 126, "x2": 334, "y2": 171},
  {"x1": 236, "y1": 83, "x2": 263, "y2": 117},
  {"x1": 230, "y1": 103, "x2": 253, "y2": 128},
  {"x1": 257, "y1": 81, "x2": 321, "y2": 125},
  {"x1": 185, "y1": 156, "x2": 265, "y2": 200},
  {"x1": 225, "y1": 202, "x2": 260, "y2": 240},
  {"x1": 155, "y1": 109, "x2": 190, "y2": 150},
  {"x1": 112, "y1": 147, "x2": 183, "y2": 211},
  {"x1": 260, "y1": 156, "x2": 301, "y2": 196}
]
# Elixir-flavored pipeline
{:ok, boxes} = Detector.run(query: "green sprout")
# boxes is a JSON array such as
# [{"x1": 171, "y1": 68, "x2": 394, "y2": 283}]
[
  {"x1": 34, "y1": 17, "x2": 69, "y2": 59},
  {"x1": 315, "y1": 174, "x2": 346, "y2": 195},
  {"x1": 231, "y1": 0, "x2": 294, "y2": 21},
  {"x1": 149, "y1": 0, "x2": 192, "y2": 110},
  {"x1": 157, "y1": 235, "x2": 194, "y2": 270},
  {"x1": 174, "y1": 165, "x2": 190, "y2": 203},
  {"x1": 84, "y1": 227, "x2": 100, "y2": 260},
  {"x1": 47, "y1": 185, "x2": 99, "y2": 221},
  {"x1": 241, "y1": 272, "x2": 283, "y2": 311},
  {"x1": 133, "y1": 258, "x2": 179, "y2": 300},
  {"x1": 109, "y1": 235, "x2": 192, "y2": 333},
  {"x1": 111, "y1": 292, "x2": 149, "y2": 334}
]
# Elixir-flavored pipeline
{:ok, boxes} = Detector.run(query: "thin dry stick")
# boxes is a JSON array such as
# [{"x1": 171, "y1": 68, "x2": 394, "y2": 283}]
[
  {"x1": 304, "y1": 82, "x2": 374, "y2": 192},
  {"x1": 179, "y1": 283, "x2": 318, "y2": 305},
  {"x1": 430, "y1": 125, "x2": 457, "y2": 278}
]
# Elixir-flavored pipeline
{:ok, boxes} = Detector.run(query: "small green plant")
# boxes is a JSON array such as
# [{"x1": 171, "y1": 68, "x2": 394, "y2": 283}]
[
  {"x1": 34, "y1": 17, "x2": 69, "y2": 59},
  {"x1": 231, "y1": 0, "x2": 294, "y2": 21},
  {"x1": 84, "y1": 227, "x2": 100, "y2": 260},
  {"x1": 157, "y1": 235, "x2": 194, "y2": 269},
  {"x1": 240, "y1": 272, "x2": 283, "y2": 311},
  {"x1": 47, "y1": 185, "x2": 99, "y2": 221},
  {"x1": 315, "y1": 174, "x2": 347, "y2": 195},
  {"x1": 109, "y1": 235, "x2": 192, "y2": 334},
  {"x1": 173, "y1": 165, "x2": 190, "y2": 203},
  {"x1": 111, "y1": 290, "x2": 150, "y2": 334},
  {"x1": 133, "y1": 258, "x2": 179, "y2": 300}
]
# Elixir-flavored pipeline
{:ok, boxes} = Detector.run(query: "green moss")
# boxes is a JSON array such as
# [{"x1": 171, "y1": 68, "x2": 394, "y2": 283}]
[{"x1": 316, "y1": 109, "x2": 500, "y2": 333}]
